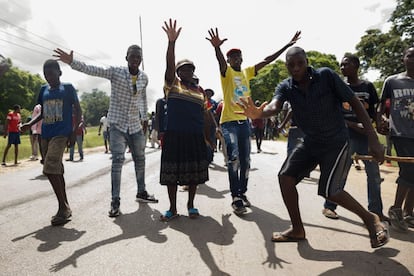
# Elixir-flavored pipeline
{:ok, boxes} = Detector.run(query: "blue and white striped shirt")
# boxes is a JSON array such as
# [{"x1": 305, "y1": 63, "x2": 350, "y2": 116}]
[{"x1": 71, "y1": 60, "x2": 148, "y2": 134}]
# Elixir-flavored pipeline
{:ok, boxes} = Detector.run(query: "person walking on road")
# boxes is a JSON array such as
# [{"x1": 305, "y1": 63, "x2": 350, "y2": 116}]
[
  {"x1": 237, "y1": 46, "x2": 389, "y2": 248},
  {"x1": 21, "y1": 59, "x2": 81, "y2": 226},
  {"x1": 98, "y1": 110, "x2": 110, "y2": 153},
  {"x1": 322, "y1": 53, "x2": 387, "y2": 222},
  {"x1": 54, "y1": 44, "x2": 158, "y2": 218},
  {"x1": 2, "y1": 104, "x2": 21, "y2": 166},
  {"x1": 68, "y1": 115, "x2": 86, "y2": 161},
  {"x1": 377, "y1": 46, "x2": 414, "y2": 232},
  {"x1": 206, "y1": 27, "x2": 301, "y2": 215},
  {"x1": 159, "y1": 19, "x2": 210, "y2": 221}
]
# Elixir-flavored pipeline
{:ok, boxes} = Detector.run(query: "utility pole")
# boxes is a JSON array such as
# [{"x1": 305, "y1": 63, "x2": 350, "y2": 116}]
[{"x1": 139, "y1": 15, "x2": 144, "y2": 71}]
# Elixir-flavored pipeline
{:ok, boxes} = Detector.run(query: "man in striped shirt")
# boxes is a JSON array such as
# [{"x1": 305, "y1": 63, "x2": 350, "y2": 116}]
[{"x1": 54, "y1": 45, "x2": 158, "y2": 218}]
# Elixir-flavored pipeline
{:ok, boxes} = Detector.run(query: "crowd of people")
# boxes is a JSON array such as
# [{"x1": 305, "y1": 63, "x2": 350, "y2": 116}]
[{"x1": 2, "y1": 18, "x2": 413, "y2": 250}]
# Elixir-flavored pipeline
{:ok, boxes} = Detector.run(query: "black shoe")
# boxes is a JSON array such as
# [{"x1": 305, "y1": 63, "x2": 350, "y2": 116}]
[
  {"x1": 136, "y1": 191, "x2": 159, "y2": 203},
  {"x1": 241, "y1": 195, "x2": 251, "y2": 207},
  {"x1": 232, "y1": 198, "x2": 247, "y2": 215},
  {"x1": 108, "y1": 201, "x2": 121, "y2": 217}
]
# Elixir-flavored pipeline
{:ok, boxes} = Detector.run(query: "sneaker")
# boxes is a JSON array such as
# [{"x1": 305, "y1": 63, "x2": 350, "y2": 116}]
[
  {"x1": 136, "y1": 191, "x2": 159, "y2": 203},
  {"x1": 241, "y1": 195, "x2": 251, "y2": 207},
  {"x1": 108, "y1": 201, "x2": 120, "y2": 217},
  {"x1": 232, "y1": 197, "x2": 247, "y2": 215},
  {"x1": 388, "y1": 207, "x2": 408, "y2": 232},
  {"x1": 404, "y1": 215, "x2": 414, "y2": 228},
  {"x1": 322, "y1": 208, "x2": 339, "y2": 219}
]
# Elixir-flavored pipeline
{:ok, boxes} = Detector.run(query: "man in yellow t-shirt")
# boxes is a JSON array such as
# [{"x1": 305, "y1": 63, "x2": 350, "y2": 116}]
[{"x1": 207, "y1": 28, "x2": 301, "y2": 215}]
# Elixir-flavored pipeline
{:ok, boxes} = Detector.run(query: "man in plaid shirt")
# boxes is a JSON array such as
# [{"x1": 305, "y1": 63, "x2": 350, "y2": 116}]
[{"x1": 54, "y1": 45, "x2": 158, "y2": 217}]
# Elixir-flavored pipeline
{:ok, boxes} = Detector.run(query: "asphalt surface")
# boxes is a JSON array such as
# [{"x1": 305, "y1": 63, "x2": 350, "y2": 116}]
[{"x1": 0, "y1": 140, "x2": 413, "y2": 276}]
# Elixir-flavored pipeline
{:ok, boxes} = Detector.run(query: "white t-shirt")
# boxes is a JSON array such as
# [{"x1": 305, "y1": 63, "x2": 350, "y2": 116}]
[{"x1": 100, "y1": 116, "x2": 109, "y2": 131}]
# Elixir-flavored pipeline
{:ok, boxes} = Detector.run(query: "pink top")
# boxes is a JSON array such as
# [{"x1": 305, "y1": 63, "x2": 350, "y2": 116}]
[{"x1": 31, "y1": 104, "x2": 42, "y2": 134}]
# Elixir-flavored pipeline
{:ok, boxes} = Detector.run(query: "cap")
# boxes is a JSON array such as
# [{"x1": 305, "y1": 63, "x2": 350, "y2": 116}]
[
  {"x1": 226, "y1": 48, "x2": 242, "y2": 57},
  {"x1": 176, "y1": 59, "x2": 195, "y2": 72}
]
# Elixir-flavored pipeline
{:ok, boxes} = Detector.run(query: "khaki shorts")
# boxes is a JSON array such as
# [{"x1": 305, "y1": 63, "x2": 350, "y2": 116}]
[{"x1": 41, "y1": 136, "x2": 68, "y2": 175}]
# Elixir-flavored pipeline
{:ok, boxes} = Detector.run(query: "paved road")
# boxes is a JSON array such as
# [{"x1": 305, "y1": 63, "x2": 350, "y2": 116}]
[{"x1": 0, "y1": 140, "x2": 413, "y2": 275}]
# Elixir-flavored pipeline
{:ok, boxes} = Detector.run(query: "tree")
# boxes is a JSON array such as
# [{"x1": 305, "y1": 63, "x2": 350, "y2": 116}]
[
  {"x1": 0, "y1": 60, "x2": 44, "y2": 123},
  {"x1": 250, "y1": 51, "x2": 339, "y2": 102},
  {"x1": 80, "y1": 89, "x2": 110, "y2": 126},
  {"x1": 356, "y1": 0, "x2": 413, "y2": 78}
]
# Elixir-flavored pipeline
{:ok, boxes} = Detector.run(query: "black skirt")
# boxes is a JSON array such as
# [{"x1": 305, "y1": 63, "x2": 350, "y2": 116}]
[{"x1": 160, "y1": 130, "x2": 209, "y2": 185}]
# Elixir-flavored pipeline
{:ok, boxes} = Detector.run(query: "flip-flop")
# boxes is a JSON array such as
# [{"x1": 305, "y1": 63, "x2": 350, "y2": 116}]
[
  {"x1": 160, "y1": 210, "x2": 179, "y2": 222},
  {"x1": 51, "y1": 211, "x2": 72, "y2": 226},
  {"x1": 188, "y1": 208, "x2": 200, "y2": 219},
  {"x1": 370, "y1": 222, "x2": 390, "y2": 248},
  {"x1": 271, "y1": 232, "x2": 306, "y2": 242}
]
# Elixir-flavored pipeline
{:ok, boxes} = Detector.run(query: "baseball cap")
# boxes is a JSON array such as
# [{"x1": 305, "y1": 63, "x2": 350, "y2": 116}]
[
  {"x1": 226, "y1": 48, "x2": 242, "y2": 57},
  {"x1": 176, "y1": 59, "x2": 195, "y2": 72}
]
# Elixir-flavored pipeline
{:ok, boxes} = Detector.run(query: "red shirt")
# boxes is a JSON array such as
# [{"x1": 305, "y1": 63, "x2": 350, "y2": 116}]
[{"x1": 6, "y1": 111, "x2": 21, "y2": 132}]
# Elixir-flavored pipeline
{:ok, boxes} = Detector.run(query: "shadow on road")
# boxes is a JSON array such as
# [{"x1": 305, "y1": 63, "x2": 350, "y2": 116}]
[
  {"x1": 166, "y1": 213, "x2": 236, "y2": 276},
  {"x1": 12, "y1": 226, "x2": 86, "y2": 252},
  {"x1": 49, "y1": 204, "x2": 167, "y2": 272},
  {"x1": 297, "y1": 239, "x2": 411, "y2": 275}
]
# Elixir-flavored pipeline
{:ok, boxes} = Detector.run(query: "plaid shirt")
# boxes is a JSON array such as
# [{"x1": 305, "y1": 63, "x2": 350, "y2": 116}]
[{"x1": 71, "y1": 60, "x2": 148, "y2": 134}]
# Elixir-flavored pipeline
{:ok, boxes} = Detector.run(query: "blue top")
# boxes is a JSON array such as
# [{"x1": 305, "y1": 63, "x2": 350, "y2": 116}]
[
  {"x1": 274, "y1": 67, "x2": 354, "y2": 144},
  {"x1": 38, "y1": 83, "x2": 79, "y2": 139}
]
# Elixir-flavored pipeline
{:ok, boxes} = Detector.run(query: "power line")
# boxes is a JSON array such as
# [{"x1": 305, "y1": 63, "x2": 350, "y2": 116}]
[{"x1": 0, "y1": 37, "x2": 51, "y2": 58}]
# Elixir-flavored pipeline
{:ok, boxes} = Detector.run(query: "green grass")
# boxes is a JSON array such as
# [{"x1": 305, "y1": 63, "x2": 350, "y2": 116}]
[{"x1": 0, "y1": 126, "x2": 104, "y2": 163}]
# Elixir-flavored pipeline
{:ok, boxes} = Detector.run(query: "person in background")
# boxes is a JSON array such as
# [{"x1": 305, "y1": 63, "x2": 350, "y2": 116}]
[
  {"x1": 206, "y1": 27, "x2": 301, "y2": 215},
  {"x1": 29, "y1": 104, "x2": 43, "y2": 162},
  {"x1": 155, "y1": 96, "x2": 168, "y2": 148},
  {"x1": 322, "y1": 53, "x2": 387, "y2": 222},
  {"x1": 21, "y1": 59, "x2": 81, "y2": 226},
  {"x1": 377, "y1": 45, "x2": 414, "y2": 232},
  {"x1": 237, "y1": 46, "x2": 388, "y2": 249},
  {"x1": 251, "y1": 100, "x2": 266, "y2": 153},
  {"x1": 384, "y1": 98, "x2": 393, "y2": 167},
  {"x1": 2, "y1": 104, "x2": 21, "y2": 166},
  {"x1": 68, "y1": 115, "x2": 86, "y2": 161},
  {"x1": 98, "y1": 110, "x2": 110, "y2": 153},
  {"x1": 54, "y1": 43, "x2": 158, "y2": 218}
]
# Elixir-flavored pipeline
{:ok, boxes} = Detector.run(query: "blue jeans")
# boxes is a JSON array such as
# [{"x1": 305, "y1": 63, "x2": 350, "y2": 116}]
[
  {"x1": 110, "y1": 126, "x2": 146, "y2": 204},
  {"x1": 221, "y1": 120, "x2": 251, "y2": 198},
  {"x1": 69, "y1": 135, "x2": 84, "y2": 160},
  {"x1": 324, "y1": 133, "x2": 383, "y2": 215}
]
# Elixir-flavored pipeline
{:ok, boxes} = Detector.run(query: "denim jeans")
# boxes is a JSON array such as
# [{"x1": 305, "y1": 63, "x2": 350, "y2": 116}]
[
  {"x1": 109, "y1": 126, "x2": 146, "y2": 204},
  {"x1": 221, "y1": 120, "x2": 251, "y2": 198},
  {"x1": 324, "y1": 133, "x2": 383, "y2": 215},
  {"x1": 69, "y1": 135, "x2": 84, "y2": 160}
]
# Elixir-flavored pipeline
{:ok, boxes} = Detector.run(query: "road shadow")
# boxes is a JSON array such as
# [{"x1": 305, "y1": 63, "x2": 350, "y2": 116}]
[
  {"x1": 297, "y1": 239, "x2": 411, "y2": 275},
  {"x1": 196, "y1": 182, "x2": 229, "y2": 199},
  {"x1": 29, "y1": 174, "x2": 48, "y2": 180},
  {"x1": 49, "y1": 204, "x2": 167, "y2": 272},
  {"x1": 12, "y1": 226, "x2": 86, "y2": 252},
  {"x1": 238, "y1": 205, "x2": 292, "y2": 270},
  {"x1": 166, "y1": 213, "x2": 236, "y2": 276}
]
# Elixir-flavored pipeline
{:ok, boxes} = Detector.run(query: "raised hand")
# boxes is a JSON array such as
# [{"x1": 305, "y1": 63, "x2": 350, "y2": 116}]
[
  {"x1": 162, "y1": 18, "x2": 182, "y2": 42},
  {"x1": 206, "y1": 28, "x2": 228, "y2": 48},
  {"x1": 53, "y1": 48, "x2": 74, "y2": 64},
  {"x1": 287, "y1": 31, "x2": 301, "y2": 47},
  {"x1": 235, "y1": 96, "x2": 267, "y2": 120}
]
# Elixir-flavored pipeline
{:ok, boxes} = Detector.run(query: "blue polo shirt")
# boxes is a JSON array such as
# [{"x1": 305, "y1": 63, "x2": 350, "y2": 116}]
[{"x1": 274, "y1": 67, "x2": 354, "y2": 145}]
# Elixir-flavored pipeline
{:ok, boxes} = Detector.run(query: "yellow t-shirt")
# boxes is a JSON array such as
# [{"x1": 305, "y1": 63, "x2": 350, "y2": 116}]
[{"x1": 220, "y1": 66, "x2": 255, "y2": 124}]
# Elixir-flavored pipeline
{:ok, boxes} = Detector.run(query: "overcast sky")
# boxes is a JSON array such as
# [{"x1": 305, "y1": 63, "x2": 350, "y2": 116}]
[{"x1": 0, "y1": 0, "x2": 396, "y2": 111}]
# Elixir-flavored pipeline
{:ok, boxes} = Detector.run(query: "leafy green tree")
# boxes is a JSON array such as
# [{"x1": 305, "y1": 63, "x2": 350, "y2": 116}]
[
  {"x1": 356, "y1": 0, "x2": 413, "y2": 78},
  {"x1": 80, "y1": 89, "x2": 110, "y2": 126},
  {"x1": 0, "y1": 60, "x2": 44, "y2": 123}
]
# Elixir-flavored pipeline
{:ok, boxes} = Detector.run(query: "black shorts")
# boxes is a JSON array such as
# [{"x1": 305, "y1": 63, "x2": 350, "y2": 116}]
[
  {"x1": 392, "y1": 137, "x2": 414, "y2": 188},
  {"x1": 278, "y1": 140, "x2": 350, "y2": 197}
]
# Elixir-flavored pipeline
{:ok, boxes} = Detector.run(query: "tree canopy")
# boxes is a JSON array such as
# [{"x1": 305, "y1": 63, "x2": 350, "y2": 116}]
[{"x1": 80, "y1": 89, "x2": 110, "y2": 126}]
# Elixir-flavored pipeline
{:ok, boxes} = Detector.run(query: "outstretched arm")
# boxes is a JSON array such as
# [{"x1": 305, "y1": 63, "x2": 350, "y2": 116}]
[
  {"x1": 206, "y1": 28, "x2": 228, "y2": 77},
  {"x1": 254, "y1": 31, "x2": 301, "y2": 73},
  {"x1": 162, "y1": 19, "x2": 182, "y2": 86}
]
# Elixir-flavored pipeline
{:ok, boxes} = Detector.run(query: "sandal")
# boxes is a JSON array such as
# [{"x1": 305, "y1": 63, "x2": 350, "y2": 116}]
[
  {"x1": 370, "y1": 222, "x2": 390, "y2": 249},
  {"x1": 160, "y1": 210, "x2": 179, "y2": 222},
  {"x1": 51, "y1": 210, "x2": 72, "y2": 226},
  {"x1": 188, "y1": 208, "x2": 200, "y2": 219}
]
